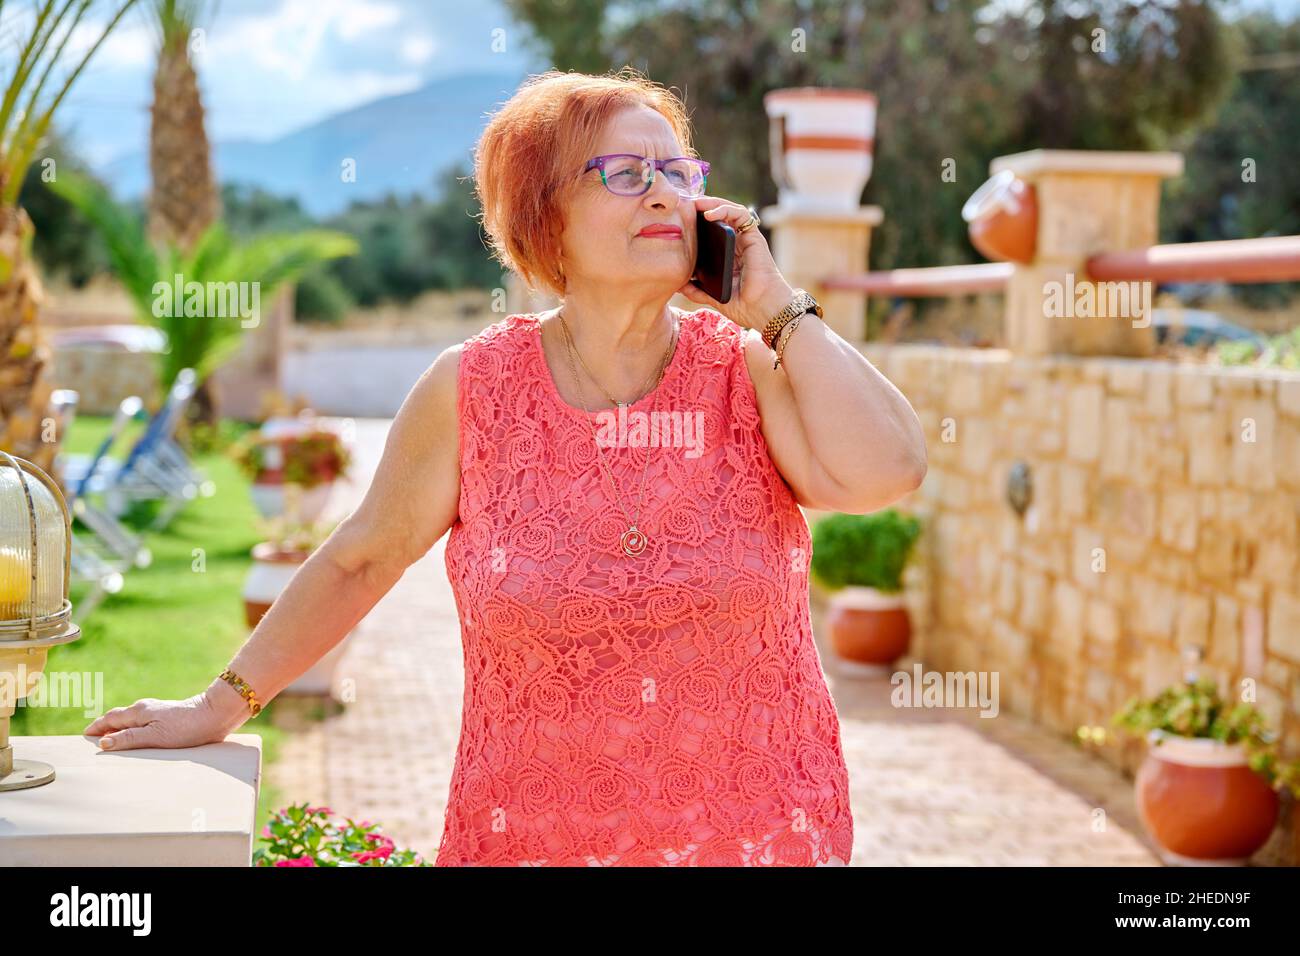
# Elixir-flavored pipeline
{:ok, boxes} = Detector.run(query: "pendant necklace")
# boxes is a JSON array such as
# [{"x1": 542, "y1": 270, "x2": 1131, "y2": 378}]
[{"x1": 556, "y1": 308, "x2": 679, "y2": 556}]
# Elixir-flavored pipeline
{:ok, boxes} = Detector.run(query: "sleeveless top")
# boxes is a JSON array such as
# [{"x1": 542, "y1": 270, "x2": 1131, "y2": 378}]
[{"x1": 437, "y1": 307, "x2": 854, "y2": 866}]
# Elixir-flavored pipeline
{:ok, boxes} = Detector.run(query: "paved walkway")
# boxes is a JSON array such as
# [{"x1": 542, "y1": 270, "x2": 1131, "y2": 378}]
[{"x1": 265, "y1": 417, "x2": 1166, "y2": 866}]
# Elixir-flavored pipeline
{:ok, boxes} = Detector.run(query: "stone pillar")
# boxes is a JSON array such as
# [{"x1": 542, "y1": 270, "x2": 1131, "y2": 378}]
[
  {"x1": 993, "y1": 149, "x2": 1183, "y2": 356},
  {"x1": 759, "y1": 205, "x2": 883, "y2": 342}
]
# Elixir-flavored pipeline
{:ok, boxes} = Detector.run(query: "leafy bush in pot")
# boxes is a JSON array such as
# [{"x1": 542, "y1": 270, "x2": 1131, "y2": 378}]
[
  {"x1": 810, "y1": 509, "x2": 922, "y2": 593},
  {"x1": 1112, "y1": 677, "x2": 1300, "y2": 799},
  {"x1": 230, "y1": 428, "x2": 352, "y2": 488}
]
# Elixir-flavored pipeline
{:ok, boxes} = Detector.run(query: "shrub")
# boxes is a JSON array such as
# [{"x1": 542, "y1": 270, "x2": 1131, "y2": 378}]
[
  {"x1": 809, "y1": 509, "x2": 922, "y2": 593},
  {"x1": 1216, "y1": 326, "x2": 1300, "y2": 369},
  {"x1": 230, "y1": 428, "x2": 352, "y2": 488}
]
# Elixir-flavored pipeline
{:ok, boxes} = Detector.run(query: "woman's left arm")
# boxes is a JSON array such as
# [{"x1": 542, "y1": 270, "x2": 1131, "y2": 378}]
[
  {"x1": 741, "y1": 306, "x2": 927, "y2": 514},
  {"x1": 677, "y1": 196, "x2": 928, "y2": 514}
]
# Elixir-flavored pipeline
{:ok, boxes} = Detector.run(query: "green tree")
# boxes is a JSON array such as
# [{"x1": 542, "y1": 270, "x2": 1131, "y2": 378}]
[
  {"x1": 505, "y1": 0, "x2": 1236, "y2": 277},
  {"x1": 1162, "y1": 10, "x2": 1300, "y2": 306},
  {"x1": 18, "y1": 129, "x2": 111, "y2": 287}
]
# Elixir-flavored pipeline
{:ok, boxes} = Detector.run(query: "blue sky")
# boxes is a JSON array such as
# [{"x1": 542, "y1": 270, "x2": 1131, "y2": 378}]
[
  {"x1": 52, "y1": 0, "x2": 542, "y2": 165},
  {"x1": 34, "y1": 0, "x2": 1300, "y2": 167}
]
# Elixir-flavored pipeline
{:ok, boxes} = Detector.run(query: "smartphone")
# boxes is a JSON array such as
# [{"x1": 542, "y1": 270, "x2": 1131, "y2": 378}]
[{"x1": 692, "y1": 208, "x2": 735, "y2": 303}]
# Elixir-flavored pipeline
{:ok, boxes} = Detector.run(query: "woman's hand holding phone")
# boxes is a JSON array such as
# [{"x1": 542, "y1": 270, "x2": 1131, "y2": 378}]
[{"x1": 676, "y1": 195, "x2": 798, "y2": 332}]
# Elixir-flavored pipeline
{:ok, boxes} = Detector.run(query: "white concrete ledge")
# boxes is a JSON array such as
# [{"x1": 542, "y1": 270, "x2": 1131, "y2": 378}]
[
  {"x1": 992, "y1": 149, "x2": 1184, "y2": 180},
  {"x1": 0, "y1": 734, "x2": 261, "y2": 866}
]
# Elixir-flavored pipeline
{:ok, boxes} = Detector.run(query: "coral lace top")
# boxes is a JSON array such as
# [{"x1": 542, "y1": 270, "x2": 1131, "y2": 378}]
[{"x1": 437, "y1": 307, "x2": 853, "y2": 866}]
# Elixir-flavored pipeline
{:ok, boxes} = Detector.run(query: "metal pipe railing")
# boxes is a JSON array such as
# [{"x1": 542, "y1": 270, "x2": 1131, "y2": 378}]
[
  {"x1": 820, "y1": 235, "x2": 1300, "y2": 298},
  {"x1": 819, "y1": 262, "x2": 1013, "y2": 297},
  {"x1": 1086, "y1": 235, "x2": 1300, "y2": 284}
]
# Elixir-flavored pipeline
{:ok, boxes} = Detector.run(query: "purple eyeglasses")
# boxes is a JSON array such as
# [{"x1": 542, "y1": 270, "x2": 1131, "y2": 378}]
[{"x1": 584, "y1": 153, "x2": 710, "y2": 197}]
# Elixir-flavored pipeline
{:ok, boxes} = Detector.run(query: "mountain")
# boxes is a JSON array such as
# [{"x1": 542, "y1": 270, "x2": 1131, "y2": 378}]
[{"x1": 100, "y1": 70, "x2": 528, "y2": 217}]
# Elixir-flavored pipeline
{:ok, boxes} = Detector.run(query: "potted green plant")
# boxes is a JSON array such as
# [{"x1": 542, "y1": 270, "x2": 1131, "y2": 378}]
[
  {"x1": 810, "y1": 509, "x2": 922, "y2": 674},
  {"x1": 1112, "y1": 676, "x2": 1300, "y2": 866},
  {"x1": 231, "y1": 426, "x2": 352, "y2": 523},
  {"x1": 255, "y1": 803, "x2": 432, "y2": 866}
]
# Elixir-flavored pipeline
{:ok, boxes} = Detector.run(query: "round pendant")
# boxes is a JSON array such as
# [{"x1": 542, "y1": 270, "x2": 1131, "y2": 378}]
[{"x1": 620, "y1": 527, "x2": 647, "y2": 556}]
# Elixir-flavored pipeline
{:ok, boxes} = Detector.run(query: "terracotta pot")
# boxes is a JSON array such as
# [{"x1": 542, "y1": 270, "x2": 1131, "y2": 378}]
[
  {"x1": 243, "y1": 541, "x2": 351, "y2": 697},
  {"x1": 1135, "y1": 732, "x2": 1280, "y2": 865},
  {"x1": 764, "y1": 88, "x2": 877, "y2": 212},
  {"x1": 825, "y1": 586, "x2": 910, "y2": 675},
  {"x1": 961, "y1": 169, "x2": 1038, "y2": 264},
  {"x1": 249, "y1": 480, "x2": 333, "y2": 522}
]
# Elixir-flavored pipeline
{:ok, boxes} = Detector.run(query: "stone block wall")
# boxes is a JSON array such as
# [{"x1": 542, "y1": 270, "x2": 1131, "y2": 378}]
[
  {"x1": 50, "y1": 349, "x2": 160, "y2": 416},
  {"x1": 853, "y1": 343, "x2": 1299, "y2": 850}
]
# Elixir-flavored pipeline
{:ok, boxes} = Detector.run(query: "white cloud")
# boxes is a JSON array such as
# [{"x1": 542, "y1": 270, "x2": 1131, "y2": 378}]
[
  {"x1": 72, "y1": 19, "x2": 155, "y2": 70},
  {"x1": 198, "y1": 0, "x2": 402, "y2": 83},
  {"x1": 45, "y1": 0, "x2": 539, "y2": 160},
  {"x1": 335, "y1": 1, "x2": 403, "y2": 41},
  {"x1": 400, "y1": 34, "x2": 438, "y2": 65}
]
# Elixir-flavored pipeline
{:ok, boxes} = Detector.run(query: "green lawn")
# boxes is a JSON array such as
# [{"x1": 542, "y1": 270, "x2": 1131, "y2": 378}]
[{"x1": 9, "y1": 415, "x2": 296, "y2": 844}]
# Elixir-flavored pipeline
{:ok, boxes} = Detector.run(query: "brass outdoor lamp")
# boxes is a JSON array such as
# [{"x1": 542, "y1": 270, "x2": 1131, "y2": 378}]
[{"x1": 0, "y1": 451, "x2": 80, "y2": 792}]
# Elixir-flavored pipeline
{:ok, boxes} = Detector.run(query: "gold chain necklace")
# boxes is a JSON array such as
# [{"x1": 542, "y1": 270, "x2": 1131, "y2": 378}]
[
  {"x1": 560, "y1": 308, "x2": 679, "y2": 408},
  {"x1": 556, "y1": 308, "x2": 679, "y2": 557}
]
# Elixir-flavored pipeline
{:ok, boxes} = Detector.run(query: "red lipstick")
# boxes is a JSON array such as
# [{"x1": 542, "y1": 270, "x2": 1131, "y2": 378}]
[{"x1": 637, "y1": 223, "x2": 683, "y2": 238}]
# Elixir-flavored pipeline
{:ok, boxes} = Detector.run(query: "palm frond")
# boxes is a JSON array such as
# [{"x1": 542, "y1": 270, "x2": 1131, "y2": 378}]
[
  {"x1": 223, "y1": 230, "x2": 360, "y2": 295},
  {"x1": 48, "y1": 170, "x2": 357, "y2": 390},
  {"x1": 151, "y1": 0, "x2": 216, "y2": 47},
  {"x1": 44, "y1": 166, "x2": 159, "y2": 309},
  {"x1": 1, "y1": 0, "x2": 141, "y2": 205}
]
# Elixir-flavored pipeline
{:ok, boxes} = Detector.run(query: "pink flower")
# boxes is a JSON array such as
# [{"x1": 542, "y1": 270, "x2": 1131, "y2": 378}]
[
  {"x1": 353, "y1": 845, "x2": 394, "y2": 864},
  {"x1": 275, "y1": 856, "x2": 316, "y2": 867},
  {"x1": 365, "y1": 832, "x2": 395, "y2": 847},
  {"x1": 261, "y1": 825, "x2": 273, "y2": 838}
]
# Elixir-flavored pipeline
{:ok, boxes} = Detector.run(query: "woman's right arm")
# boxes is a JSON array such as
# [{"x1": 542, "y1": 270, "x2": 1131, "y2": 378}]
[{"x1": 83, "y1": 343, "x2": 464, "y2": 750}]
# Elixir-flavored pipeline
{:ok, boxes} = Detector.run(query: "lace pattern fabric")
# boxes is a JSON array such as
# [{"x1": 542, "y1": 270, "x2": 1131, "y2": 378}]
[{"x1": 438, "y1": 308, "x2": 854, "y2": 866}]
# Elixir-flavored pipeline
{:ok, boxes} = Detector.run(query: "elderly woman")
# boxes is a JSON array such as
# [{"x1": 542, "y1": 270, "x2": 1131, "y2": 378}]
[{"x1": 83, "y1": 69, "x2": 926, "y2": 867}]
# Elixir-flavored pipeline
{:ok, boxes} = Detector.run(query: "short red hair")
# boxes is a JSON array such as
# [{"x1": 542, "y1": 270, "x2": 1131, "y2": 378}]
[{"x1": 473, "y1": 68, "x2": 697, "y2": 299}]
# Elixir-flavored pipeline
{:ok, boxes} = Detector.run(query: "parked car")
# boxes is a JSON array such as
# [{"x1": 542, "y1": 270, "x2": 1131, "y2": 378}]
[
  {"x1": 1150, "y1": 308, "x2": 1266, "y2": 349},
  {"x1": 50, "y1": 324, "x2": 168, "y2": 353}
]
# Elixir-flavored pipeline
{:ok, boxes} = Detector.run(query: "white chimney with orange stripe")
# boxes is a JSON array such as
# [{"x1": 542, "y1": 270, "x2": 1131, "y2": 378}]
[{"x1": 764, "y1": 88, "x2": 877, "y2": 212}]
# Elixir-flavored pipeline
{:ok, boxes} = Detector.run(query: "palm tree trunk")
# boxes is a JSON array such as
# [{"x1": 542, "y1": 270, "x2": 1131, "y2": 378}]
[
  {"x1": 148, "y1": 32, "x2": 220, "y2": 252},
  {"x1": 183, "y1": 376, "x2": 219, "y2": 432},
  {"x1": 150, "y1": 28, "x2": 222, "y2": 426},
  {"x1": 0, "y1": 206, "x2": 58, "y2": 475}
]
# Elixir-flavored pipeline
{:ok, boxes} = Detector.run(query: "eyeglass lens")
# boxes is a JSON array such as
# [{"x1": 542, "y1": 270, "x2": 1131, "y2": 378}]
[{"x1": 603, "y1": 156, "x2": 706, "y2": 196}]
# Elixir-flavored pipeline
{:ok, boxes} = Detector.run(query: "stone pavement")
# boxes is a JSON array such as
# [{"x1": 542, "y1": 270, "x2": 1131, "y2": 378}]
[{"x1": 265, "y1": 417, "x2": 1164, "y2": 866}]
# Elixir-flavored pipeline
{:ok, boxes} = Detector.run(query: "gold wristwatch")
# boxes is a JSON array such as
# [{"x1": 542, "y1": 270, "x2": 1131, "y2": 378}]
[
  {"x1": 761, "y1": 289, "x2": 823, "y2": 351},
  {"x1": 219, "y1": 667, "x2": 263, "y2": 717}
]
